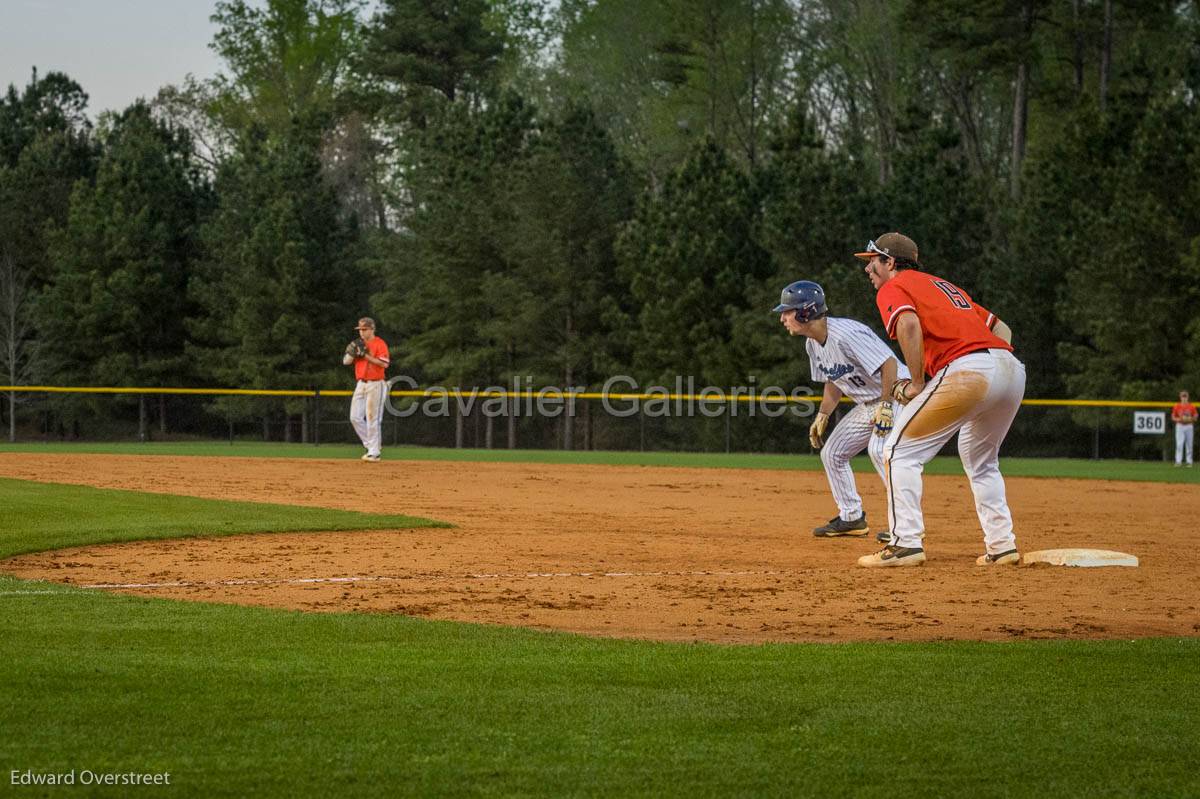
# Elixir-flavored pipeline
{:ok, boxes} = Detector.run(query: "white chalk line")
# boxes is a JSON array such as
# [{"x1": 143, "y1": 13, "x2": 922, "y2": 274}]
[{"x1": 80, "y1": 569, "x2": 790, "y2": 591}]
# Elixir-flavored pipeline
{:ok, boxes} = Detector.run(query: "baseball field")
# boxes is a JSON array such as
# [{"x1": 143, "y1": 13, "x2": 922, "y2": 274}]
[{"x1": 1, "y1": 444, "x2": 1198, "y2": 796}]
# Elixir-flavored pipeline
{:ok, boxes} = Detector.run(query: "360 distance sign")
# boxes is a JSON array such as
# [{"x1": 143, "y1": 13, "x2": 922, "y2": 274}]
[{"x1": 1132, "y1": 411, "x2": 1166, "y2": 435}]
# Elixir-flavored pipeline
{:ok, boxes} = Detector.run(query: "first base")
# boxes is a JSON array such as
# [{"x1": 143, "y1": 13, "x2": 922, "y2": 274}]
[{"x1": 1022, "y1": 548, "x2": 1138, "y2": 567}]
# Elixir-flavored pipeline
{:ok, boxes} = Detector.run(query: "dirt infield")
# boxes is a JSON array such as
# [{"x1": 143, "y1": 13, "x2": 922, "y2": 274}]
[{"x1": 2, "y1": 453, "x2": 1197, "y2": 643}]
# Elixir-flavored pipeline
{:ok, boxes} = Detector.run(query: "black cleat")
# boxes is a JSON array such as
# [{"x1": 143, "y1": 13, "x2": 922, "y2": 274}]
[
  {"x1": 813, "y1": 514, "x2": 869, "y2": 537},
  {"x1": 875, "y1": 531, "x2": 891, "y2": 544}
]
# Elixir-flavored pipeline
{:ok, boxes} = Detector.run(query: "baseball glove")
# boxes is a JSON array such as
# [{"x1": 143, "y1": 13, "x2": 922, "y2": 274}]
[
  {"x1": 344, "y1": 338, "x2": 368, "y2": 359},
  {"x1": 872, "y1": 401, "x2": 894, "y2": 437},
  {"x1": 809, "y1": 412, "x2": 830, "y2": 449}
]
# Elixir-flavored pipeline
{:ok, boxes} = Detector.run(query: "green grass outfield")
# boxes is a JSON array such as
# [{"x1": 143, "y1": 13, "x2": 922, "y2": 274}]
[
  {"x1": 2, "y1": 440, "x2": 1197, "y2": 483},
  {"x1": 0, "y1": 477, "x2": 447, "y2": 559},
  {"x1": 0, "y1": 480, "x2": 1197, "y2": 796}
]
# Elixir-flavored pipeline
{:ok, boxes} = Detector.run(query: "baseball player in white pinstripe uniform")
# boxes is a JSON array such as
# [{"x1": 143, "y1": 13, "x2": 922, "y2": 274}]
[{"x1": 775, "y1": 281, "x2": 909, "y2": 537}]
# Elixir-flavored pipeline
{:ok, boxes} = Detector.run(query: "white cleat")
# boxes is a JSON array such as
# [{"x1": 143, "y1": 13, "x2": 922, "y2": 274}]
[
  {"x1": 857, "y1": 545, "x2": 926, "y2": 568},
  {"x1": 976, "y1": 550, "x2": 1020, "y2": 566}
]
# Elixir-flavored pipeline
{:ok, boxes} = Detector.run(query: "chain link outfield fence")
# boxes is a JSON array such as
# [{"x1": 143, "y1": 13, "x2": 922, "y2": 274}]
[{"x1": 0, "y1": 386, "x2": 1181, "y2": 462}]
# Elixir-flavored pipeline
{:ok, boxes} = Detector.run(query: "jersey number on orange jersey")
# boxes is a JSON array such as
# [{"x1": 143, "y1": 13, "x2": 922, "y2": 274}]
[{"x1": 933, "y1": 280, "x2": 972, "y2": 310}]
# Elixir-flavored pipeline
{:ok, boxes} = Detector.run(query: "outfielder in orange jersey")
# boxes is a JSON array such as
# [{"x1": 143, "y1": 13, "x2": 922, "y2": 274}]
[
  {"x1": 854, "y1": 232, "x2": 1027, "y2": 568},
  {"x1": 1172, "y1": 390, "x2": 1196, "y2": 467},
  {"x1": 342, "y1": 317, "x2": 390, "y2": 462}
]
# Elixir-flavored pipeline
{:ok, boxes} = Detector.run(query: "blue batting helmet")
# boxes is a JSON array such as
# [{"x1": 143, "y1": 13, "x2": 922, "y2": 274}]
[{"x1": 772, "y1": 280, "x2": 827, "y2": 322}]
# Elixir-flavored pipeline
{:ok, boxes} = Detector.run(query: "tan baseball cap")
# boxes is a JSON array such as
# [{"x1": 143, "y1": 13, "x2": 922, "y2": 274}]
[
  {"x1": 355, "y1": 317, "x2": 376, "y2": 331},
  {"x1": 854, "y1": 232, "x2": 919, "y2": 263}
]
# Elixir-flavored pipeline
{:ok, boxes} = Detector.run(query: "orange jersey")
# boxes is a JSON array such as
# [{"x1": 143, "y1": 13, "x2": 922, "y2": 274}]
[
  {"x1": 354, "y1": 336, "x2": 390, "y2": 381},
  {"x1": 1173, "y1": 402, "x2": 1197, "y2": 423},
  {"x1": 876, "y1": 270, "x2": 1012, "y2": 377}
]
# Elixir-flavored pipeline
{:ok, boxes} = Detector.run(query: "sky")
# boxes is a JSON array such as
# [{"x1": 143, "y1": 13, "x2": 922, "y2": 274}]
[{"x1": 1, "y1": 0, "x2": 225, "y2": 117}]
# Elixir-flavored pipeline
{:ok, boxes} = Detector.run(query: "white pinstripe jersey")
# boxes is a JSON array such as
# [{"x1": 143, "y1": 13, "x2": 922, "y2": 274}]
[{"x1": 806, "y1": 317, "x2": 910, "y2": 404}]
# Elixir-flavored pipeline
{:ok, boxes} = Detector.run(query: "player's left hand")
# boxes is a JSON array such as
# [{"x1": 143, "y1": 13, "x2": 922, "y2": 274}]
[{"x1": 872, "y1": 401, "x2": 894, "y2": 437}]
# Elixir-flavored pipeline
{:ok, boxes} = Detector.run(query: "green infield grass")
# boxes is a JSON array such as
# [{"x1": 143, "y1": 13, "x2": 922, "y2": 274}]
[
  {"x1": 0, "y1": 477, "x2": 447, "y2": 559},
  {"x1": 1, "y1": 440, "x2": 1196, "y2": 483},
  {"x1": 3, "y1": 574, "x2": 1197, "y2": 798},
  {"x1": 0, "y1": 478, "x2": 1197, "y2": 796}
]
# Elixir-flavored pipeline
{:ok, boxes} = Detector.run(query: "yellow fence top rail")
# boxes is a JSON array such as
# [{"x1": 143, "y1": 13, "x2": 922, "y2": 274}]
[
  {"x1": 0, "y1": 385, "x2": 1179, "y2": 409},
  {"x1": 0, "y1": 385, "x2": 319, "y2": 397}
]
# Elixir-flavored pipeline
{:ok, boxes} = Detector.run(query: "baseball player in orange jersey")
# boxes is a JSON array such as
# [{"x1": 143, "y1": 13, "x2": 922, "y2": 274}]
[
  {"x1": 1172, "y1": 390, "x2": 1196, "y2": 466},
  {"x1": 343, "y1": 317, "x2": 390, "y2": 462},
  {"x1": 853, "y1": 233, "x2": 1026, "y2": 567}
]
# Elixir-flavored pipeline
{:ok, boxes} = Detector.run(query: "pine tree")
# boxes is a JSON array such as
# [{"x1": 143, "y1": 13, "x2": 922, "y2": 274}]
[
  {"x1": 37, "y1": 103, "x2": 207, "y2": 437},
  {"x1": 189, "y1": 123, "x2": 363, "y2": 410},
  {"x1": 618, "y1": 138, "x2": 771, "y2": 387}
]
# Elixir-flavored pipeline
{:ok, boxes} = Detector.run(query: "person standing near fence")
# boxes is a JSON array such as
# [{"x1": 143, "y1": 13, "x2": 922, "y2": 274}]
[
  {"x1": 775, "y1": 280, "x2": 909, "y2": 538},
  {"x1": 853, "y1": 232, "x2": 1025, "y2": 567},
  {"x1": 1172, "y1": 390, "x2": 1196, "y2": 467},
  {"x1": 343, "y1": 317, "x2": 390, "y2": 462}
]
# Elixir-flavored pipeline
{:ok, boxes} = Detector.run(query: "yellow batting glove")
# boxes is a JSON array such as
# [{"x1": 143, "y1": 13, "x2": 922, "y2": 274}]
[
  {"x1": 872, "y1": 401, "x2": 894, "y2": 437},
  {"x1": 809, "y1": 412, "x2": 829, "y2": 449}
]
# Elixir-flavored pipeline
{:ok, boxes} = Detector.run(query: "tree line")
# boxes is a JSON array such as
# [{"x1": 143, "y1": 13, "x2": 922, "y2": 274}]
[{"x1": 1, "y1": 0, "x2": 1198, "y2": 448}]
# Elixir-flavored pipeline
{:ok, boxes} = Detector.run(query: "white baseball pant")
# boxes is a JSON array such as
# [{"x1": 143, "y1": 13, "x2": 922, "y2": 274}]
[
  {"x1": 350, "y1": 379, "x2": 387, "y2": 457},
  {"x1": 1177, "y1": 424, "x2": 1194, "y2": 465},
  {"x1": 820, "y1": 402, "x2": 888, "y2": 521},
  {"x1": 883, "y1": 349, "x2": 1025, "y2": 555}
]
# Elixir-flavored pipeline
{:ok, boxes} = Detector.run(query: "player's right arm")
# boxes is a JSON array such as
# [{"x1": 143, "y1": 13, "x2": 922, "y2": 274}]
[
  {"x1": 819, "y1": 380, "x2": 843, "y2": 415},
  {"x1": 973, "y1": 304, "x2": 1012, "y2": 344},
  {"x1": 808, "y1": 381, "x2": 842, "y2": 450},
  {"x1": 991, "y1": 320, "x2": 1012, "y2": 344}
]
